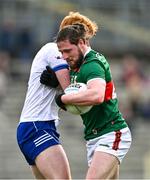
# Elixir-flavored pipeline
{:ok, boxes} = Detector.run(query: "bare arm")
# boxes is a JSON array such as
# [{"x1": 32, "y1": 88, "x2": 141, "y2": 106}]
[
  {"x1": 55, "y1": 69, "x2": 70, "y2": 90},
  {"x1": 61, "y1": 79, "x2": 106, "y2": 106}
]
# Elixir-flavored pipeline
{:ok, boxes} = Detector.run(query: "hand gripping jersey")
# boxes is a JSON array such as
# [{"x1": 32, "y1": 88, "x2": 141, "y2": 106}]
[
  {"x1": 70, "y1": 50, "x2": 127, "y2": 140},
  {"x1": 20, "y1": 43, "x2": 68, "y2": 123}
]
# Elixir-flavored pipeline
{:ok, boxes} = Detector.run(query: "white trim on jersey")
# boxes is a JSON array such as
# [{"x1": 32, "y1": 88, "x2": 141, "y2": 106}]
[{"x1": 87, "y1": 77, "x2": 106, "y2": 85}]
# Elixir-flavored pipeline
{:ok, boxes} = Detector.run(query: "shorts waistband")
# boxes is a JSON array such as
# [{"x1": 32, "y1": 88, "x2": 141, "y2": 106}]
[
  {"x1": 32, "y1": 120, "x2": 55, "y2": 129},
  {"x1": 19, "y1": 120, "x2": 56, "y2": 132}
]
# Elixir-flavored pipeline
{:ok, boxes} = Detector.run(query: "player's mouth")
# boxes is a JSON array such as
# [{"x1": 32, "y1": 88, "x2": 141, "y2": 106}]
[{"x1": 67, "y1": 58, "x2": 74, "y2": 63}]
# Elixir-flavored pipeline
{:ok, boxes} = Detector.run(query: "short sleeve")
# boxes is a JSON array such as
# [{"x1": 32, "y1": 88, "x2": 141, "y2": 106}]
[
  {"x1": 49, "y1": 56, "x2": 69, "y2": 72},
  {"x1": 45, "y1": 43, "x2": 69, "y2": 72},
  {"x1": 81, "y1": 61, "x2": 105, "y2": 82}
]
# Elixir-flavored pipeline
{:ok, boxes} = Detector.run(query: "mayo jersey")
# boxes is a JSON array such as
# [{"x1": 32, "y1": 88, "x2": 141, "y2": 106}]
[
  {"x1": 20, "y1": 43, "x2": 68, "y2": 122},
  {"x1": 70, "y1": 49, "x2": 127, "y2": 140}
]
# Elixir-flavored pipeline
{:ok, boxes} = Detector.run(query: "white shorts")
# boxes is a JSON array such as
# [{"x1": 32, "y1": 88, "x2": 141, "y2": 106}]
[{"x1": 86, "y1": 127, "x2": 132, "y2": 166}]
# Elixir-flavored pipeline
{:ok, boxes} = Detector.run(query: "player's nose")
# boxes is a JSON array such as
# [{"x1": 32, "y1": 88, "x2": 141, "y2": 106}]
[{"x1": 62, "y1": 52, "x2": 69, "y2": 60}]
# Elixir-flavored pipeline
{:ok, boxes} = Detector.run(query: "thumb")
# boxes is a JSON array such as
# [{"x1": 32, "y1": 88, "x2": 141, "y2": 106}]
[{"x1": 46, "y1": 66, "x2": 53, "y2": 73}]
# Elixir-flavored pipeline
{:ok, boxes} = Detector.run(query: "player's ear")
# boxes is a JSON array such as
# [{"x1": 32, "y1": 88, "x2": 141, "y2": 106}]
[
  {"x1": 78, "y1": 39, "x2": 85, "y2": 50},
  {"x1": 78, "y1": 38, "x2": 85, "y2": 45}
]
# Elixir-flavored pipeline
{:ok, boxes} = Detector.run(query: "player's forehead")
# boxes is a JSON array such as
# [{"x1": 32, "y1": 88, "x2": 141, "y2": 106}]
[{"x1": 57, "y1": 40, "x2": 76, "y2": 51}]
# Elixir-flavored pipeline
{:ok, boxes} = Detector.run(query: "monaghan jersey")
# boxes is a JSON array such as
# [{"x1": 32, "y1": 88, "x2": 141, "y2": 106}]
[
  {"x1": 20, "y1": 43, "x2": 68, "y2": 123},
  {"x1": 70, "y1": 50, "x2": 127, "y2": 140}
]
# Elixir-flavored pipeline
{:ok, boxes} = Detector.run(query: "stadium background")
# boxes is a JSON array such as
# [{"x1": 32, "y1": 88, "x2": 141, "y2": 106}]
[{"x1": 0, "y1": 0, "x2": 150, "y2": 179}]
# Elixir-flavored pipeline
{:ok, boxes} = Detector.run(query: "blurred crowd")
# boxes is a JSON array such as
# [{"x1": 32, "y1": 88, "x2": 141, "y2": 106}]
[
  {"x1": 0, "y1": 21, "x2": 35, "y2": 106},
  {"x1": 118, "y1": 54, "x2": 150, "y2": 132},
  {"x1": 0, "y1": 21, "x2": 35, "y2": 60},
  {"x1": 0, "y1": 51, "x2": 10, "y2": 106}
]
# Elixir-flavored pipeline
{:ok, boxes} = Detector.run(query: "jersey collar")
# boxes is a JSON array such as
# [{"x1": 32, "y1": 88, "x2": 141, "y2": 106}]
[{"x1": 84, "y1": 47, "x2": 91, "y2": 57}]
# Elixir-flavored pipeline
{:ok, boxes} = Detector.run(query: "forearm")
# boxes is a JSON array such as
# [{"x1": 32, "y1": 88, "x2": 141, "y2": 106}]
[{"x1": 61, "y1": 88, "x2": 104, "y2": 106}]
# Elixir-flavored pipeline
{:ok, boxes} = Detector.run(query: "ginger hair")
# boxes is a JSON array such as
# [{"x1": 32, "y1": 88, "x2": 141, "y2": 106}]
[{"x1": 59, "y1": 12, "x2": 98, "y2": 39}]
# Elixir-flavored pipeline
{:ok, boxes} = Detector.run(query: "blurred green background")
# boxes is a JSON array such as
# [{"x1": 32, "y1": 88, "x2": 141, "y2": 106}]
[{"x1": 0, "y1": 0, "x2": 150, "y2": 179}]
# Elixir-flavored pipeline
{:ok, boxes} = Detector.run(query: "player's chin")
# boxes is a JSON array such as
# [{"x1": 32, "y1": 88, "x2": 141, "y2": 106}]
[{"x1": 69, "y1": 63, "x2": 76, "y2": 69}]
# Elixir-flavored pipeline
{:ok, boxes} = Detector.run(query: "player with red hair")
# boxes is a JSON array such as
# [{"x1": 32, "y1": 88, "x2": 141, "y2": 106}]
[{"x1": 41, "y1": 11, "x2": 132, "y2": 179}]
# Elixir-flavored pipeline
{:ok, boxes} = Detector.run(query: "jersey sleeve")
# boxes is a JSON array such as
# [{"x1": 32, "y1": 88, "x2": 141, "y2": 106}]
[
  {"x1": 49, "y1": 56, "x2": 69, "y2": 72},
  {"x1": 81, "y1": 61, "x2": 106, "y2": 82},
  {"x1": 44, "y1": 43, "x2": 69, "y2": 72}
]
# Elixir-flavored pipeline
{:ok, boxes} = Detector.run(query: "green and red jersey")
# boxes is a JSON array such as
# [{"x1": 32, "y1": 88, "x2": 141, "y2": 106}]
[{"x1": 70, "y1": 49, "x2": 127, "y2": 140}]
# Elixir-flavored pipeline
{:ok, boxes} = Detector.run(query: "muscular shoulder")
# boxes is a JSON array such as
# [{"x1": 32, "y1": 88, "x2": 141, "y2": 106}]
[
  {"x1": 32, "y1": 42, "x2": 67, "y2": 69},
  {"x1": 38, "y1": 42, "x2": 60, "y2": 58},
  {"x1": 85, "y1": 50, "x2": 109, "y2": 70},
  {"x1": 78, "y1": 50, "x2": 112, "y2": 82}
]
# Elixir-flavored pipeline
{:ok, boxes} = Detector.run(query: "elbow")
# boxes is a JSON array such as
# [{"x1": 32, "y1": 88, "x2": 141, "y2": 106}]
[
  {"x1": 87, "y1": 89, "x2": 105, "y2": 105},
  {"x1": 90, "y1": 87, "x2": 105, "y2": 104},
  {"x1": 97, "y1": 96, "x2": 104, "y2": 104},
  {"x1": 93, "y1": 94, "x2": 104, "y2": 105}
]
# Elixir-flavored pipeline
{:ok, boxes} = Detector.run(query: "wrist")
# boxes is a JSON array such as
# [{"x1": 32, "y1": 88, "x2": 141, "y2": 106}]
[
  {"x1": 55, "y1": 93, "x2": 66, "y2": 111},
  {"x1": 59, "y1": 93, "x2": 65, "y2": 106}
]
